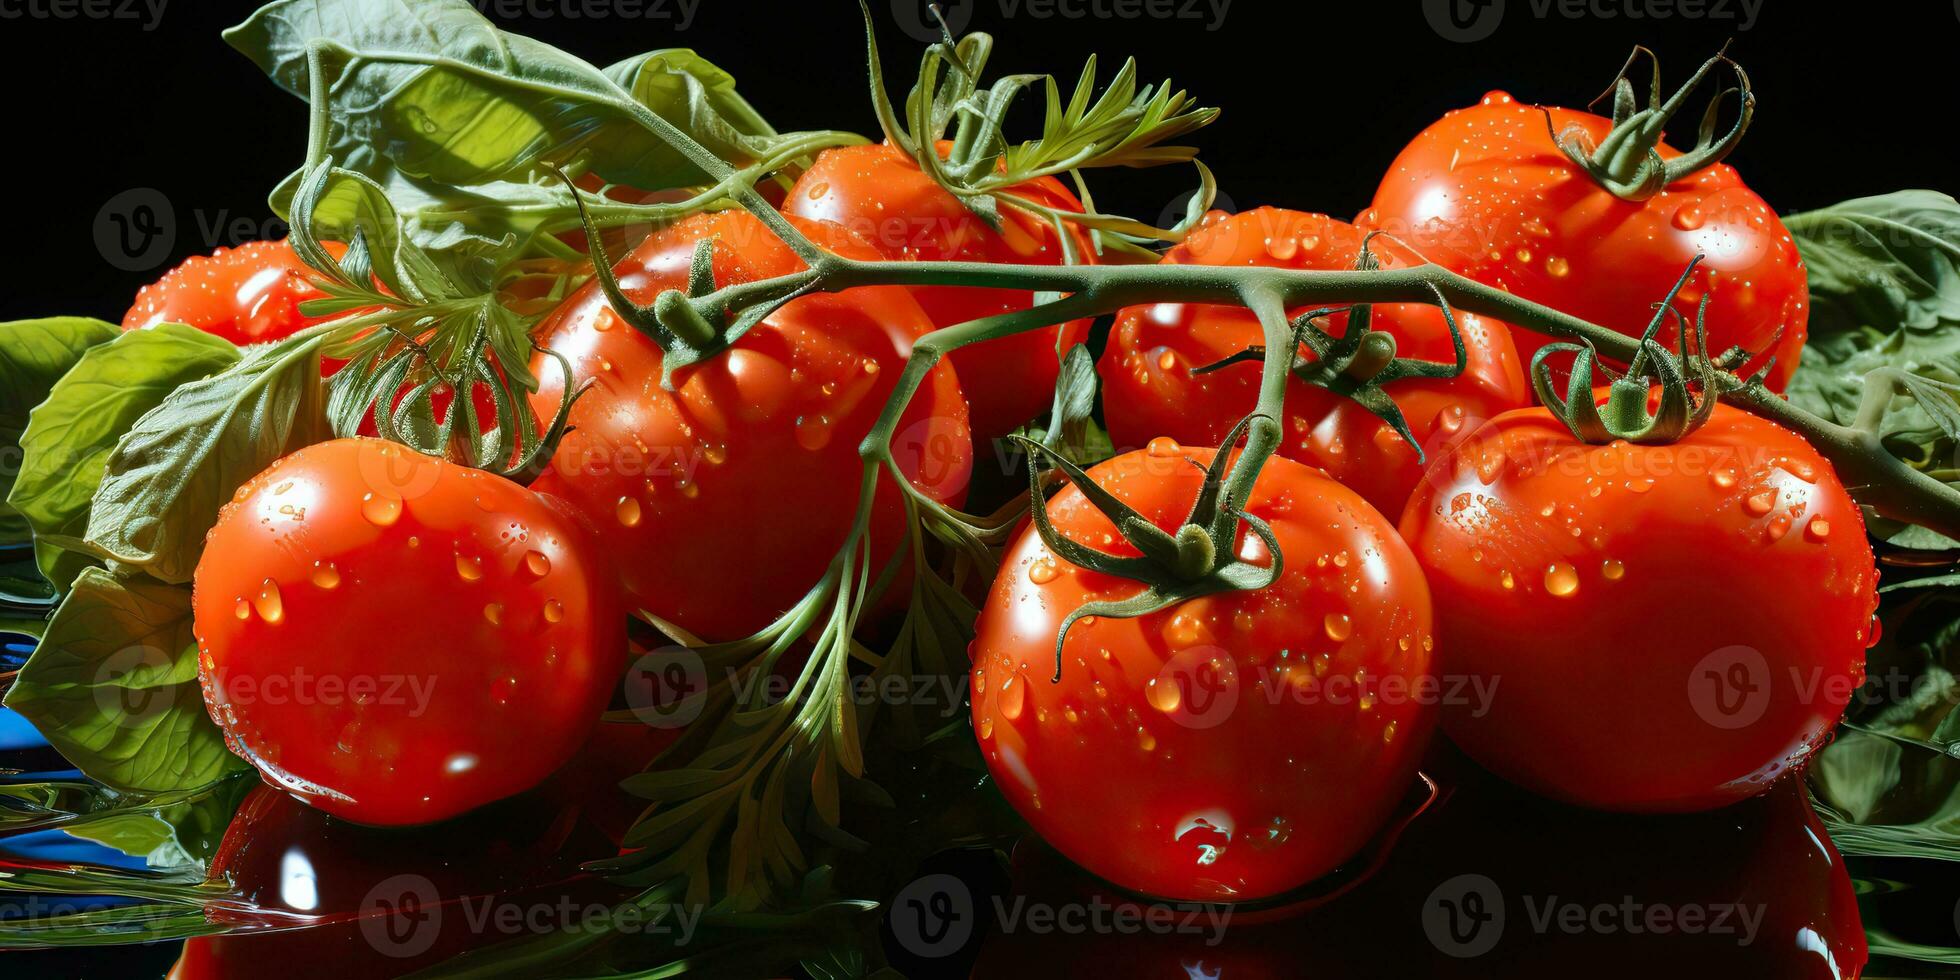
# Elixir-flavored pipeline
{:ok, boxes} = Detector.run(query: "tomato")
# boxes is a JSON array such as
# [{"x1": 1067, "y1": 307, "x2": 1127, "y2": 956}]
[
  {"x1": 786, "y1": 142, "x2": 1096, "y2": 441},
  {"x1": 1399, "y1": 402, "x2": 1877, "y2": 812},
  {"x1": 123, "y1": 239, "x2": 345, "y2": 346},
  {"x1": 529, "y1": 210, "x2": 972, "y2": 642},
  {"x1": 1100, "y1": 208, "x2": 1530, "y2": 519},
  {"x1": 191, "y1": 438, "x2": 625, "y2": 826},
  {"x1": 970, "y1": 440, "x2": 1435, "y2": 901},
  {"x1": 1359, "y1": 91, "x2": 1807, "y2": 391}
]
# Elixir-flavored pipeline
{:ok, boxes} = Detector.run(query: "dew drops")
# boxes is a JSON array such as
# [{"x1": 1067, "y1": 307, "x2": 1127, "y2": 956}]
[
  {"x1": 794, "y1": 414, "x2": 834, "y2": 451},
  {"x1": 543, "y1": 599, "x2": 565, "y2": 624},
  {"x1": 1601, "y1": 559, "x2": 1626, "y2": 581},
  {"x1": 1146, "y1": 677, "x2": 1183, "y2": 714},
  {"x1": 310, "y1": 562, "x2": 341, "y2": 590},
  {"x1": 1265, "y1": 236, "x2": 1299, "y2": 261},
  {"x1": 1147, "y1": 436, "x2": 1181, "y2": 458},
  {"x1": 1545, "y1": 255, "x2": 1570, "y2": 278},
  {"x1": 253, "y1": 579, "x2": 284, "y2": 623},
  {"x1": 1806, "y1": 518, "x2": 1832, "y2": 542},
  {"x1": 1029, "y1": 558, "x2": 1059, "y2": 585},
  {"x1": 1156, "y1": 350, "x2": 1177, "y2": 371},
  {"x1": 1499, "y1": 569, "x2": 1516, "y2": 590},
  {"x1": 361, "y1": 493, "x2": 403, "y2": 527},
  {"x1": 998, "y1": 672, "x2": 1027, "y2": 721},
  {"x1": 234, "y1": 598, "x2": 251, "y2": 621},
  {"x1": 1383, "y1": 720, "x2": 1399, "y2": 744},
  {"x1": 977, "y1": 716, "x2": 994, "y2": 740},
  {"x1": 615, "y1": 496, "x2": 643, "y2": 527},
  {"x1": 1744, "y1": 489, "x2": 1777, "y2": 516},
  {"x1": 1673, "y1": 204, "x2": 1706, "y2": 231},
  {"x1": 525, "y1": 551, "x2": 552, "y2": 576},
  {"x1": 1544, "y1": 562, "x2": 1579, "y2": 597},
  {"x1": 1712, "y1": 468, "x2": 1738, "y2": 489},
  {"x1": 483, "y1": 603, "x2": 504, "y2": 627},
  {"x1": 455, "y1": 554, "x2": 484, "y2": 582},
  {"x1": 1137, "y1": 728, "x2": 1158, "y2": 753},
  {"x1": 1626, "y1": 478, "x2": 1654, "y2": 494},
  {"x1": 1323, "y1": 613, "x2": 1353, "y2": 642}
]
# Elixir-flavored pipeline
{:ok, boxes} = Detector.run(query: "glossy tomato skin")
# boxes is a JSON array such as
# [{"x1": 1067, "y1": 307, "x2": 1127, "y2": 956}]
[
  {"x1": 1400, "y1": 404, "x2": 1877, "y2": 812},
  {"x1": 786, "y1": 142, "x2": 1096, "y2": 441},
  {"x1": 1100, "y1": 208, "x2": 1530, "y2": 518},
  {"x1": 529, "y1": 211, "x2": 971, "y2": 642},
  {"x1": 123, "y1": 239, "x2": 345, "y2": 346},
  {"x1": 972, "y1": 442, "x2": 1435, "y2": 901},
  {"x1": 1360, "y1": 91, "x2": 1808, "y2": 391},
  {"x1": 192, "y1": 438, "x2": 625, "y2": 826}
]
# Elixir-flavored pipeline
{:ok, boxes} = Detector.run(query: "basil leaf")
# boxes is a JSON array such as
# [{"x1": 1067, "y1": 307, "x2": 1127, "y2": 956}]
[
  {"x1": 84, "y1": 339, "x2": 329, "y2": 585},
  {"x1": 1, "y1": 567, "x2": 244, "y2": 793},
  {"x1": 225, "y1": 0, "x2": 776, "y2": 198},
  {"x1": 8, "y1": 325, "x2": 241, "y2": 589},
  {"x1": 0, "y1": 318, "x2": 121, "y2": 546},
  {"x1": 1787, "y1": 192, "x2": 1960, "y2": 544}
]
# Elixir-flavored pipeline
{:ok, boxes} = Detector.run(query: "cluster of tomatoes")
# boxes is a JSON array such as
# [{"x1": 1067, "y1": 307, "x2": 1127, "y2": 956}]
[{"x1": 136, "y1": 80, "x2": 1874, "y2": 912}]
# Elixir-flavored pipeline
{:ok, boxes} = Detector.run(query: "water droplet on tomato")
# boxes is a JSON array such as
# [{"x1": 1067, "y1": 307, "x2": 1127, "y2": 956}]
[
  {"x1": 1806, "y1": 517, "x2": 1832, "y2": 541},
  {"x1": 543, "y1": 599, "x2": 565, "y2": 624},
  {"x1": 998, "y1": 672, "x2": 1027, "y2": 721},
  {"x1": 483, "y1": 603, "x2": 504, "y2": 627},
  {"x1": 616, "y1": 496, "x2": 643, "y2": 527},
  {"x1": 1601, "y1": 559, "x2": 1626, "y2": 581},
  {"x1": 1264, "y1": 236, "x2": 1299, "y2": 261},
  {"x1": 1544, "y1": 562, "x2": 1579, "y2": 596},
  {"x1": 1137, "y1": 728, "x2": 1158, "y2": 753},
  {"x1": 525, "y1": 551, "x2": 551, "y2": 576},
  {"x1": 1673, "y1": 204, "x2": 1706, "y2": 230},
  {"x1": 455, "y1": 554, "x2": 483, "y2": 582},
  {"x1": 1712, "y1": 468, "x2": 1738, "y2": 489},
  {"x1": 1745, "y1": 489, "x2": 1777, "y2": 516},
  {"x1": 1499, "y1": 569, "x2": 1516, "y2": 590},
  {"x1": 1382, "y1": 720, "x2": 1399, "y2": 744},
  {"x1": 1146, "y1": 436, "x2": 1181, "y2": 458},
  {"x1": 311, "y1": 562, "x2": 341, "y2": 590},
  {"x1": 1544, "y1": 255, "x2": 1570, "y2": 278},
  {"x1": 1146, "y1": 677, "x2": 1182, "y2": 714},
  {"x1": 361, "y1": 493, "x2": 403, "y2": 527},
  {"x1": 1029, "y1": 558, "x2": 1058, "y2": 585},
  {"x1": 234, "y1": 598, "x2": 251, "y2": 621},
  {"x1": 253, "y1": 579, "x2": 284, "y2": 623},
  {"x1": 1323, "y1": 612, "x2": 1352, "y2": 642},
  {"x1": 795, "y1": 414, "x2": 833, "y2": 450}
]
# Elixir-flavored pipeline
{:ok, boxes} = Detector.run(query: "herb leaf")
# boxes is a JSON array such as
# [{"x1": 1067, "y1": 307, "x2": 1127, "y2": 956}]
[
  {"x1": 2, "y1": 567, "x2": 244, "y2": 793},
  {"x1": 8, "y1": 325, "x2": 241, "y2": 589},
  {"x1": 0, "y1": 318, "x2": 121, "y2": 547},
  {"x1": 84, "y1": 338, "x2": 329, "y2": 585}
]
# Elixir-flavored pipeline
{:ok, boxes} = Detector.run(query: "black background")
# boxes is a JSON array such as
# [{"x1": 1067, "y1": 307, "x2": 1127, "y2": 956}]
[{"x1": 2, "y1": 0, "x2": 1955, "y2": 325}]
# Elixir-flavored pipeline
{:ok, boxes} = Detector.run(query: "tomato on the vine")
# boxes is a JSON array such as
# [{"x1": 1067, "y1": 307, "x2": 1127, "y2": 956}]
[
  {"x1": 1399, "y1": 402, "x2": 1876, "y2": 812},
  {"x1": 123, "y1": 239, "x2": 345, "y2": 346},
  {"x1": 1100, "y1": 208, "x2": 1530, "y2": 519},
  {"x1": 786, "y1": 142, "x2": 1096, "y2": 441},
  {"x1": 192, "y1": 438, "x2": 624, "y2": 826},
  {"x1": 971, "y1": 440, "x2": 1435, "y2": 901},
  {"x1": 1360, "y1": 89, "x2": 1807, "y2": 390},
  {"x1": 529, "y1": 210, "x2": 972, "y2": 642}
]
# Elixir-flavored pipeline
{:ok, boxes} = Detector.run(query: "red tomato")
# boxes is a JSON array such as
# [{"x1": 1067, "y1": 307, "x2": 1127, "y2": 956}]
[
  {"x1": 529, "y1": 211, "x2": 972, "y2": 642},
  {"x1": 786, "y1": 142, "x2": 1096, "y2": 441},
  {"x1": 1359, "y1": 91, "x2": 1807, "y2": 391},
  {"x1": 191, "y1": 438, "x2": 625, "y2": 826},
  {"x1": 1100, "y1": 208, "x2": 1530, "y2": 518},
  {"x1": 971, "y1": 440, "x2": 1435, "y2": 901},
  {"x1": 123, "y1": 239, "x2": 346, "y2": 346},
  {"x1": 1399, "y1": 403, "x2": 1876, "y2": 811}
]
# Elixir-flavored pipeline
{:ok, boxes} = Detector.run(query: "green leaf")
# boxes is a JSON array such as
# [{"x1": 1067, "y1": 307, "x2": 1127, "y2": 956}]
[
  {"x1": 8, "y1": 325, "x2": 241, "y2": 588},
  {"x1": 226, "y1": 1, "x2": 782, "y2": 211},
  {"x1": 1787, "y1": 192, "x2": 1960, "y2": 543},
  {"x1": 2, "y1": 567, "x2": 245, "y2": 793},
  {"x1": 61, "y1": 774, "x2": 253, "y2": 873},
  {"x1": 0, "y1": 318, "x2": 121, "y2": 546},
  {"x1": 84, "y1": 338, "x2": 329, "y2": 585},
  {"x1": 1788, "y1": 191, "x2": 1960, "y2": 336}
]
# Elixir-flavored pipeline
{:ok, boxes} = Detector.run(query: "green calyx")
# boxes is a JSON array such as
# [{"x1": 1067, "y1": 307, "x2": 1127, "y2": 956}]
[
  {"x1": 1551, "y1": 44, "x2": 1754, "y2": 202},
  {"x1": 1531, "y1": 257, "x2": 1721, "y2": 445},
  {"x1": 1014, "y1": 416, "x2": 1283, "y2": 683},
  {"x1": 553, "y1": 167, "x2": 811, "y2": 389},
  {"x1": 1192, "y1": 239, "x2": 1469, "y2": 461}
]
